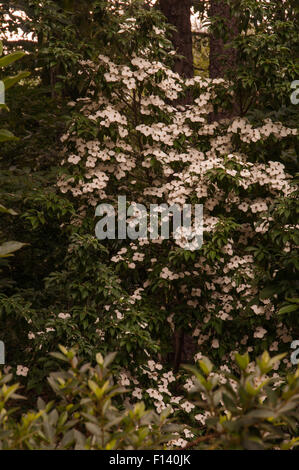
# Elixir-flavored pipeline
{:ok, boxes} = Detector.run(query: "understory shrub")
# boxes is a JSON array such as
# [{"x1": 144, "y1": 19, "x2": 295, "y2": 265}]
[{"x1": 0, "y1": 348, "x2": 298, "y2": 450}]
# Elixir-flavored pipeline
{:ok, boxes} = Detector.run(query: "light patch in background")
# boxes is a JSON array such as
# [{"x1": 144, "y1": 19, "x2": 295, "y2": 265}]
[
  {"x1": 1, "y1": 10, "x2": 35, "y2": 43},
  {"x1": 1, "y1": 5, "x2": 206, "y2": 44}
]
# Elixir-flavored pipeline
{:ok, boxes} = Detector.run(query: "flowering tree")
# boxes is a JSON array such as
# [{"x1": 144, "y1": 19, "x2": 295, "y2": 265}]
[
  {"x1": 0, "y1": 0, "x2": 298, "y2": 446},
  {"x1": 54, "y1": 12, "x2": 298, "y2": 375}
]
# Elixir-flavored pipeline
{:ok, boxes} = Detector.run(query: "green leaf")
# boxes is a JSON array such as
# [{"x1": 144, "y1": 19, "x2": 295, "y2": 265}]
[
  {"x1": 259, "y1": 286, "x2": 277, "y2": 300},
  {"x1": 0, "y1": 51, "x2": 26, "y2": 68},
  {"x1": 285, "y1": 297, "x2": 299, "y2": 305},
  {"x1": 0, "y1": 204, "x2": 17, "y2": 215},
  {"x1": 96, "y1": 352, "x2": 104, "y2": 365},
  {"x1": 278, "y1": 304, "x2": 298, "y2": 315},
  {"x1": 103, "y1": 352, "x2": 117, "y2": 368},
  {"x1": 0, "y1": 128, "x2": 18, "y2": 142},
  {"x1": 245, "y1": 379, "x2": 258, "y2": 396},
  {"x1": 3, "y1": 71, "x2": 30, "y2": 91},
  {"x1": 85, "y1": 422, "x2": 102, "y2": 436},
  {"x1": 198, "y1": 357, "x2": 214, "y2": 376},
  {"x1": 0, "y1": 241, "x2": 27, "y2": 257},
  {"x1": 247, "y1": 409, "x2": 275, "y2": 419},
  {"x1": 235, "y1": 352, "x2": 250, "y2": 371}
]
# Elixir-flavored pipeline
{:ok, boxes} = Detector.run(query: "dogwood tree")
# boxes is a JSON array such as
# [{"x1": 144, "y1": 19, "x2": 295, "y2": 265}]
[{"x1": 56, "y1": 13, "x2": 298, "y2": 373}]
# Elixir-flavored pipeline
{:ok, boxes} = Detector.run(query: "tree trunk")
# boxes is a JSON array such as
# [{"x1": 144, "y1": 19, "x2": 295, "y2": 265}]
[
  {"x1": 209, "y1": 0, "x2": 238, "y2": 79},
  {"x1": 209, "y1": 0, "x2": 239, "y2": 118},
  {"x1": 159, "y1": 0, "x2": 194, "y2": 78},
  {"x1": 158, "y1": 1, "x2": 195, "y2": 368}
]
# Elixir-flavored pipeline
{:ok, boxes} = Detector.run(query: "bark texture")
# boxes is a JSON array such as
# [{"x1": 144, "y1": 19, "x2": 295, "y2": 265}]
[
  {"x1": 209, "y1": 0, "x2": 239, "y2": 118},
  {"x1": 159, "y1": 1, "x2": 196, "y2": 366},
  {"x1": 159, "y1": 0, "x2": 194, "y2": 78},
  {"x1": 209, "y1": 0, "x2": 238, "y2": 79}
]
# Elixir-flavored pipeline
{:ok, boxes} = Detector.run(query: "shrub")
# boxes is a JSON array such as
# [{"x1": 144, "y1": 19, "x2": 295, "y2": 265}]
[
  {"x1": 0, "y1": 347, "x2": 175, "y2": 450},
  {"x1": 1, "y1": 348, "x2": 299, "y2": 450},
  {"x1": 184, "y1": 351, "x2": 299, "y2": 450}
]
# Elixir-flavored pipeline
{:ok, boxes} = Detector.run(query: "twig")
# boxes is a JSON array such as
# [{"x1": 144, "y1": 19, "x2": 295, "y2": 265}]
[{"x1": 182, "y1": 433, "x2": 218, "y2": 450}]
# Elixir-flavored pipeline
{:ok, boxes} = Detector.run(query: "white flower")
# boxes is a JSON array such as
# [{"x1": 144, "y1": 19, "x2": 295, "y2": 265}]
[
  {"x1": 119, "y1": 372, "x2": 130, "y2": 386},
  {"x1": 58, "y1": 313, "x2": 71, "y2": 320},
  {"x1": 68, "y1": 154, "x2": 81, "y2": 165},
  {"x1": 181, "y1": 401, "x2": 195, "y2": 413},
  {"x1": 184, "y1": 428, "x2": 194, "y2": 439},
  {"x1": 132, "y1": 387, "x2": 142, "y2": 399},
  {"x1": 170, "y1": 438, "x2": 188, "y2": 448},
  {"x1": 16, "y1": 365, "x2": 29, "y2": 377},
  {"x1": 195, "y1": 411, "x2": 211, "y2": 425},
  {"x1": 116, "y1": 310, "x2": 124, "y2": 320},
  {"x1": 254, "y1": 327, "x2": 267, "y2": 339},
  {"x1": 251, "y1": 305, "x2": 264, "y2": 315}
]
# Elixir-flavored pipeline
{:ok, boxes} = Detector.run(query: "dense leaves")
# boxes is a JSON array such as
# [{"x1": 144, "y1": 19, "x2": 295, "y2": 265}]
[{"x1": 0, "y1": 0, "x2": 298, "y2": 450}]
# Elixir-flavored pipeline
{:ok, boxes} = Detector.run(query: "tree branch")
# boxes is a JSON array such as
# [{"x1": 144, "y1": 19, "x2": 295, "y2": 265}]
[{"x1": 182, "y1": 433, "x2": 219, "y2": 449}]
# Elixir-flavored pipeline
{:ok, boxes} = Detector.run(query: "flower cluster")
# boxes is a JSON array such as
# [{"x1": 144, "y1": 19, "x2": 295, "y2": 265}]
[{"x1": 56, "y1": 24, "x2": 298, "y2": 416}]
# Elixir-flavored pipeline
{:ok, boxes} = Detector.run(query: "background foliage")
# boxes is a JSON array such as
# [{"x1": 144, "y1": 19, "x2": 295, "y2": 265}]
[{"x1": 0, "y1": 0, "x2": 298, "y2": 448}]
